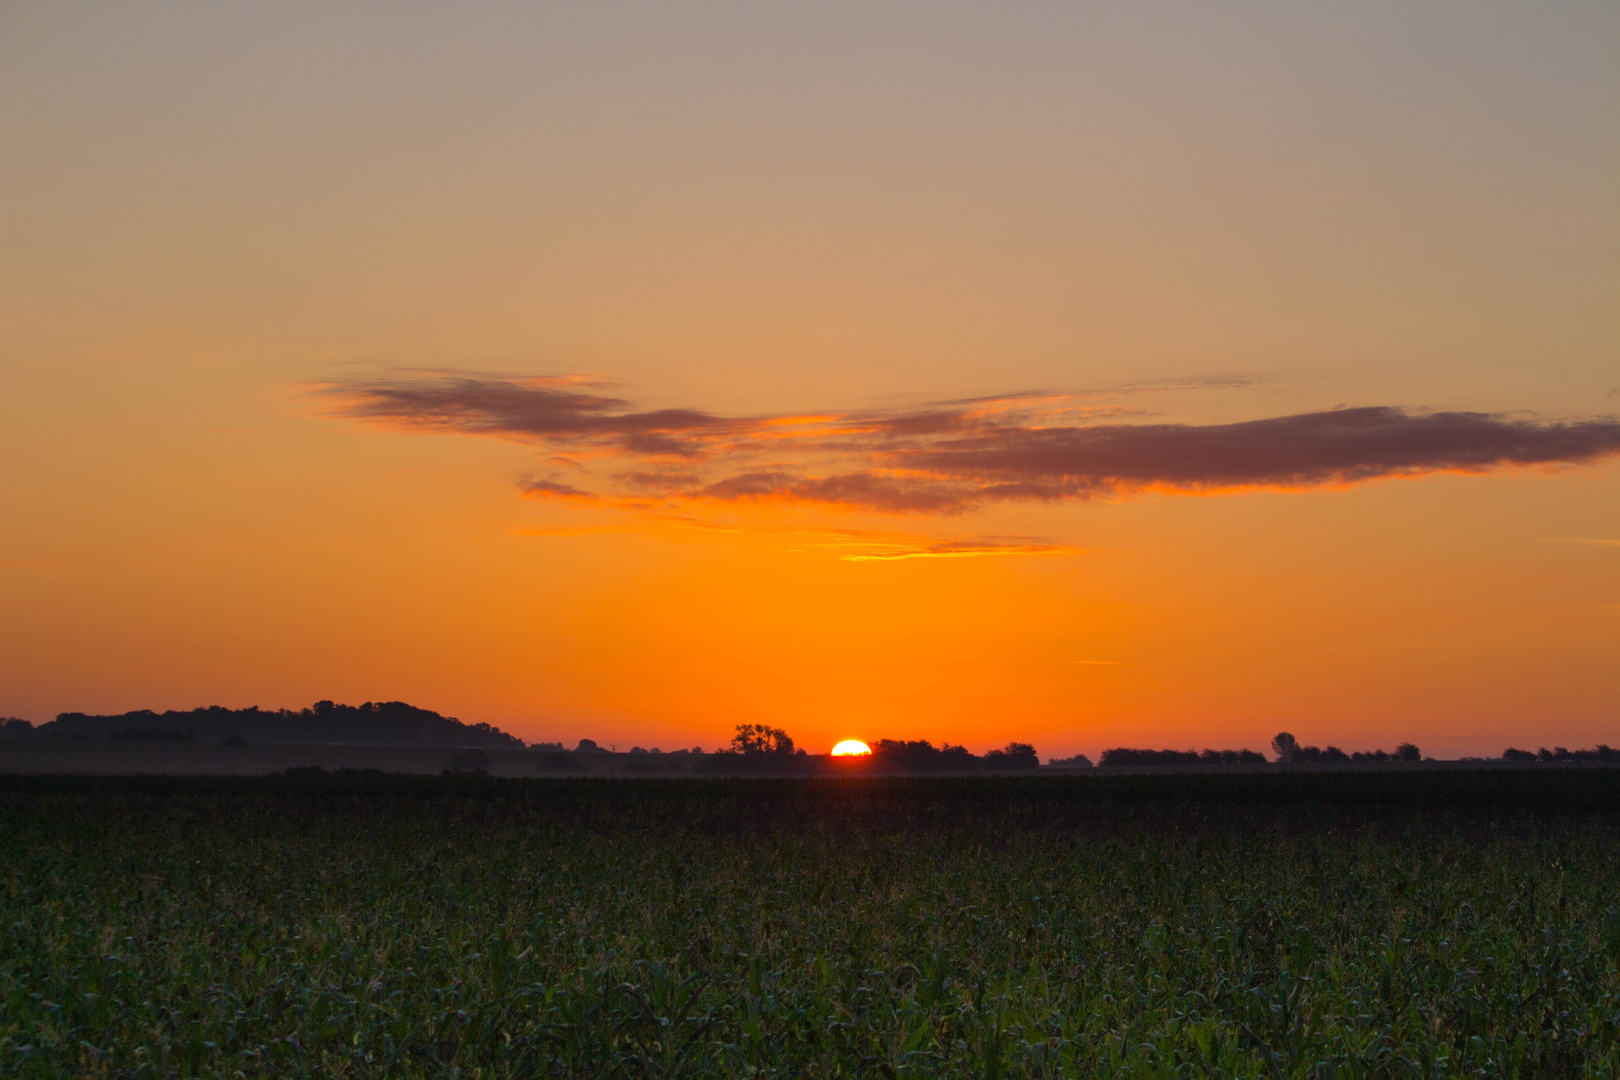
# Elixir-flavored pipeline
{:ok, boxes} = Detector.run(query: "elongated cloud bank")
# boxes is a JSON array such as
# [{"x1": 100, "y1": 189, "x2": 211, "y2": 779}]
[{"x1": 318, "y1": 375, "x2": 1620, "y2": 513}]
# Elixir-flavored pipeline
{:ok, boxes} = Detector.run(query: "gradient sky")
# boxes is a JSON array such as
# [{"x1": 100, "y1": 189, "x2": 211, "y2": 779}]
[{"x1": 2, "y1": 1, "x2": 1616, "y2": 757}]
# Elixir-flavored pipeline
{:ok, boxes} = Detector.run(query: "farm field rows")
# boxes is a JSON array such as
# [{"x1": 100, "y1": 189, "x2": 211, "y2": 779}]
[{"x1": 3, "y1": 773, "x2": 1619, "y2": 1077}]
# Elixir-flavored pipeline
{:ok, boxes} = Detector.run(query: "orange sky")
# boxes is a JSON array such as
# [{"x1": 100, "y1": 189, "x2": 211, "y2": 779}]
[{"x1": 2, "y1": 1, "x2": 1616, "y2": 757}]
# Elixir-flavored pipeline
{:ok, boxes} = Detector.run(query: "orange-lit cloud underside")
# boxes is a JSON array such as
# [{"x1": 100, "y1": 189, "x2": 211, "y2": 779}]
[{"x1": 315, "y1": 373, "x2": 1620, "y2": 516}]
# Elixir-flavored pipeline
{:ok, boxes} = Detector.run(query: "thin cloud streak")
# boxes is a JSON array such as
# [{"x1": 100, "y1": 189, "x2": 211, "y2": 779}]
[
  {"x1": 319, "y1": 373, "x2": 1620, "y2": 515},
  {"x1": 514, "y1": 518, "x2": 1076, "y2": 562},
  {"x1": 841, "y1": 540, "x2": 1077, "y2": 562}
]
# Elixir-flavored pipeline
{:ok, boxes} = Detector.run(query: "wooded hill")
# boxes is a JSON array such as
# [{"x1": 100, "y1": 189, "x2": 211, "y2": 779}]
[{"x1": 23, "y1": 701, "x2": 525, "y2": 749}]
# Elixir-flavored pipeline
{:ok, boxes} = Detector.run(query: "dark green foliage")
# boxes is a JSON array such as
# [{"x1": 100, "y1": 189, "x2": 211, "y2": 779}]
[{"x1": 2, "y1": 772, "x2": 1619, "y2": 1078}]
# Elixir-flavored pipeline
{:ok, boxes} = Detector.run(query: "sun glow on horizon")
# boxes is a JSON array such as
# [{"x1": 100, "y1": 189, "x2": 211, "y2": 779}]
[{"x1": 831, "y1": 740, "x2": 872, "y2": 756}]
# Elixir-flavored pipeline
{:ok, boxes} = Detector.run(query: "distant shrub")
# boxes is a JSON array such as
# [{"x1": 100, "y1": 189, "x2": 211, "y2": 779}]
[
  {"x1": 443, "y1": 749, "x2": 491, "y2": 775},
  {"x1": 1047, "y1": 753, "x2": 1093, "y2": 768},
  {"x1": 529, "y1": 741, "x2": 565, "y2": 752},
  {"x1": 0, "y1": 718, "x2": 36, "y2": 739},
  {"x1": 1502, "y1": 748, "x2": 1536, "y2": 762}
]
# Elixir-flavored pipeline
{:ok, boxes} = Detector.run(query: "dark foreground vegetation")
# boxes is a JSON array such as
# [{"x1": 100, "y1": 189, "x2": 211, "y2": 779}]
[{"x1": 3, "y1": 771, "x2": 1620, "y2": 1078}]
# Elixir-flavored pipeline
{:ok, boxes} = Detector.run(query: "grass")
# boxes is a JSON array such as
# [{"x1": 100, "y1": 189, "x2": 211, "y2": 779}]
[{"x1": 2, "y1": 772, "x2": 1619, "y2": 1077}]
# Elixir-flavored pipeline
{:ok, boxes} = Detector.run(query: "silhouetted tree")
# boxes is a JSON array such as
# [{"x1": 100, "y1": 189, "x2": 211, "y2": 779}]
[
  {"x1": 983, "y1": 742, "x2": 1039, "y2": 769},
  {"x1": 731, "y1": 723, "x2": 796, "y2": 756},
  {"x1": 1271, "y1": 732, "x2": 1300, "y2": 762},
  {"x1": 1501, "y1": 748, "x2": 1535, "y2": 762},
  {"x1": 865, "y1": 740, "x2": 981, "y2": 771},
  {"x1": 1395, "y1": 742, "x2": 1421, "y2": 762},
  {"x1": 0, "y1": 718, "x2": 36, "y2": 738}
]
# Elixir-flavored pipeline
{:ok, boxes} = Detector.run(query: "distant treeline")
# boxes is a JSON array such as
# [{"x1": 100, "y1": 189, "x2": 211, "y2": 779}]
[
  {"x1": 1096, "y1": 738, "x2": 1424, "y2": 767},
  {"x1": 0, "y1": 702, "x2": 524, "y2": 749},
  {"x1": 865, "y1": 739, "x2": 1039, "y2": 771},
  {"x1": 1503, "y1": 746, "x2": 1620, "y2": 763},
  {"x1": 649, "y1": 727, "x2": 1040, "y2": 773},
  {"x1": 3, "y1": 711, "x2": 1617, "y2": 769},
  {"x1": 522, "y1": 729, "x2": 1043, "y2": 775},
  {"x1": 1098, "y1": 748, "x2": 1268, "y2": 767}
]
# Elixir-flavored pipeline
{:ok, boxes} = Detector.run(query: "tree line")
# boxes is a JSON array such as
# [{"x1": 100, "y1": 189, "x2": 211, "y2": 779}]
[
  {"x1": 694, "y1": 726, "x2": 1041, "y2": 773},
  {"x1": 0, "y1": 702, "x2": 524, "y2": 749},
  {"x1": 2, "y1": 711, "x2": 1614, "y2": 769}
]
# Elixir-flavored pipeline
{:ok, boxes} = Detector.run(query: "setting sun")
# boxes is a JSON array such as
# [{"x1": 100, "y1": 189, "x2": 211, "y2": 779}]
[{"x1": 831, "y1": 740, "x2": 872, "y2": 757}]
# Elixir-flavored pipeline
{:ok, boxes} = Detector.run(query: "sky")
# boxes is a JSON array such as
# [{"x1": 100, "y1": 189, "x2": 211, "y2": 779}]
[{"x1": 1, "y1": 0, "x2": 1616, "y2": 758}]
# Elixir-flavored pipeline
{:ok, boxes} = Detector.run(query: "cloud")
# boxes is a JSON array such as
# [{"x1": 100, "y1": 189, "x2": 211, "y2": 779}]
[
  {"x1": 682, "y1": 408, "x2": 1620, "y2": 513},
  {"x1": 518, "y1": 477, "x2": 600, "y2": 504},
  {"x1": 315, "y1": 373, "x2": 746, "y2": 459},
  {"x1": 883, "y1": 406, "x2": 1620, "y2": 500},
  {"x1": 513, "y1": 517, "x2": 1077, "y2": 562},
  {"x1": 319, "y1": 373, "x2": 1620, "y2": 515},
  {"x1": 693, "y1": 470, "x2": 977, "y2": 513},
  {"x1": 840, "y1": 539, "x2": 1077, "y2": 561}
]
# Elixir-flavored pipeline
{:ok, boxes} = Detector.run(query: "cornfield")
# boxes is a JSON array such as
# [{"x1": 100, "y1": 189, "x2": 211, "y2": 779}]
[{"x1": 3, "y1": 772, "x2": 1618, "y2": 1077}]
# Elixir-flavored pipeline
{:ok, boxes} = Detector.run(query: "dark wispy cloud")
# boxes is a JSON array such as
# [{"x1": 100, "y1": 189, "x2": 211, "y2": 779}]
[{"x1": 318, "y1": 373, "x2": 1620, "y2": 515}]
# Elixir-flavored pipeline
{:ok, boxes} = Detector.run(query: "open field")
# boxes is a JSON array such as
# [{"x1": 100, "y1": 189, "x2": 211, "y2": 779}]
[{"x1": 4, "y1": 772, "x2": 1620, "y2": 1077}]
